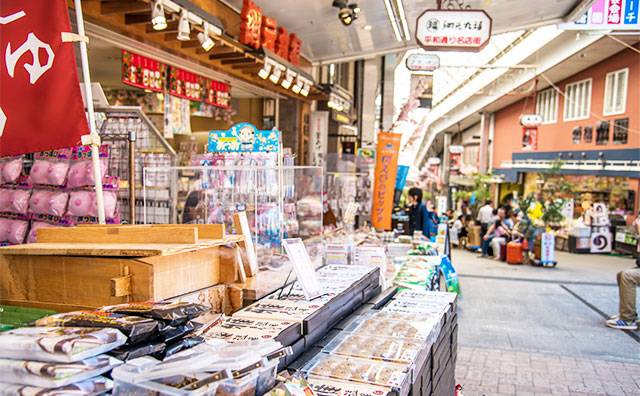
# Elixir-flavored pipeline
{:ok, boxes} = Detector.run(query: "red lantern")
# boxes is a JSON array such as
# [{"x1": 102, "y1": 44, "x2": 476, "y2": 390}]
[{"x1": 239, "y1": 0, "x2": 261, "y2": 49}]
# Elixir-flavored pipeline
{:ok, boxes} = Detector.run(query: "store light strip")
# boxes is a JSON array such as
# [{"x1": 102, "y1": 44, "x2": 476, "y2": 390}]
[
  {"x1": 383, "y1": 0, "x2": 402, "y2": 42},
  {"x1": 395, "y1": 0, "x2": 410, "y2": 41}
]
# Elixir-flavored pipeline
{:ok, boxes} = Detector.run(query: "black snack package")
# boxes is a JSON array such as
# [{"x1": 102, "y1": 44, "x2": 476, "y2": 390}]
[
  {"x1": 108, "y1": 341, "x2": 166, "y2": 361},
  {"x1": 154, "y1": 335, "x2": 205, "y2": 360},
  {"x1": 34, "y1": 311, "x2": 159, "y2": 346},
  {"x1": 102, "y1": 302, "x2": 210, "y2": 326},
  {"x1": 158, "y1": 320, "x2": 201, "y2": 344}
]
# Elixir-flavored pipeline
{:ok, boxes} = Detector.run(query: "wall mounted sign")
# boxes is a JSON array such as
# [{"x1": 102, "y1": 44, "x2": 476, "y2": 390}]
[
  {"x1": 122, "y1": 50, "x2": 165, "y2": 93},
  {"x1": 209, "y1": 123, "x2": 279, "y2": 152},
  {"x1": 558, "y1": 0, "x2": 639, "y2": 30},
  {"x1": 416, "y1": 9, "x2": 492, "y2": 52},
  {"x1": 310, "y1": 111, "x2": 329, "y2": 166},
  {"x1": 406, "y1": 54, "x2": 440, "y2": 71}
]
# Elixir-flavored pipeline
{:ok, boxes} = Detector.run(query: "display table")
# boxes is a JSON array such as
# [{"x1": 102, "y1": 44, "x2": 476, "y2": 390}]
[{"x1": 0, "y1": 225, "x2": 244, "y2": 312}]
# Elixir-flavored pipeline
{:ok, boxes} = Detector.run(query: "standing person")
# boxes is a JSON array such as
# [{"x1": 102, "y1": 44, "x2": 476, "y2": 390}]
[
  {"x1": 606, "y1": 212, "x2": 640, "y2": 330},
  {"x1": 407, "y1": 187, "x2": 425, "y2": 237},
  {"x1": 477, "y1": 199, "x2": 494, "y2": 237}
]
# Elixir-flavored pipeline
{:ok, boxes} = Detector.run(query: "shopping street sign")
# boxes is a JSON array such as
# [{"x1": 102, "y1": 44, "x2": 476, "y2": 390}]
[
  {"x1": 406, "y1": 54, "x2": 440, "y2": 71},
  {"x1": 415, "y1": 9, "x2": 492, "y2": 52},
  {"x1": 558, "y1": 0, "x2": 640, "y2": 30}
]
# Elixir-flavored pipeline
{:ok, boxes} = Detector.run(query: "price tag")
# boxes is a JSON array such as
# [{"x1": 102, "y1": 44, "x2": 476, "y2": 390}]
[{"x1": 282, "y1": 238, "x2": 322, "y2": 300}]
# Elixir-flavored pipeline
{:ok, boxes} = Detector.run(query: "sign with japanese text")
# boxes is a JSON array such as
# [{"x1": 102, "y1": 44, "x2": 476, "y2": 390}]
[
  {"x1": 416, "y1": 9, "x2": 492, "y2": 52},
  {"x1": 121, "y1": 50, "x2": 165, "y2": 93},
  {"x1": 288, "y1": 33, "x2": 302, "y2": 66},
  {"x1": 208, "y1": 123, "x2": 279, "y2": 152},
  {"x1": 0, "y1": 0, "x2": 90, "y2": 156},
  {"x1": 203, "y1": 77, "x2": 231, "y2": 109},
  {"x1": 240, "y1": 0, "x2": 262, "y2": 49},
  {"x1": 372, "y1": 132, "x2": 401, "y2": 230},
  {"x1": 522, "y1": 126, "x2": 538, "y2": 151},
  {"x1": 169, "y1": 66, "x2": 202, "y2": 102},
  {"x1": 310, "y1": 111, "x2": 329, "y2": 166},
  {"x1": 406, "y1": 54, "x2": 440, "y2": 71},
  {"x1": 261, "y1": 16, "x2": 277, "y2": 51},
  {"x1": 558, "y1": 0, "x2": 639, "y2": 30},
  {"x1": 282, "y1": 238, "x2": 322, "y2": 300},
  {"x1": 450, "y1": 145, "x2": 463, "y2": 175}
]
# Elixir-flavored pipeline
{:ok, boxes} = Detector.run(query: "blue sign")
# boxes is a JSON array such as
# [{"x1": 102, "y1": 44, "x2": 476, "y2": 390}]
[
  {"x1": 395, "y1": 165, "x2": 410, "y2": 190},
  {"x1": 558, "y1": 0, "x2": 640, "y2": 30},
  {"x1": 208, "y1": 123, "x2": 280, "y2": 153}
]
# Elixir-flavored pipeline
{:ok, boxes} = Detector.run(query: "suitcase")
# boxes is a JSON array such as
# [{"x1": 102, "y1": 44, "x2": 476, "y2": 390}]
[
  {"x1": 507, "y1": 241, "x2": 523, "y2": 264},
  {"x1": 499, "y1": 243, "x2": 507, "y2": 261}
]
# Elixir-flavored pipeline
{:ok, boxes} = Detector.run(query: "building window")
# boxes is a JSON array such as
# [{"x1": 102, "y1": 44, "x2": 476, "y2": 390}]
[
  {"x1": 564, "y1": 79, "x2": 592, "y2": 121},
  {"x1": 583, "y1": 125, "x2": 593, "y2": 143},
  {"x1": 613, "y1": 118, "x2": 629, "y2": 144},
  {"x1": 596, "y1": 120, "x2": 610, "y2": 145},
  {"x1": 536, "y1": 89, "x2": 558, "y2": 124},
  {"x1": 604, "y1": 68, "x2": 628, "y2": 116},
  {"x1": 572, "y1": 126, "x2": 581, "y2": 144}
]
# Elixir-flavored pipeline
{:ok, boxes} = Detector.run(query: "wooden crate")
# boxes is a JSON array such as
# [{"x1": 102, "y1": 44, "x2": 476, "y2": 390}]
[{"x1": 0, "y1": 225, "x2": 244, "y2": 312}]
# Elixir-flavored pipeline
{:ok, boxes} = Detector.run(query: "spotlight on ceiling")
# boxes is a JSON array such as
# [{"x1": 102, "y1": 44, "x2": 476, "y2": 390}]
[
  {"x1": 291, "y1": 77, "x2": 303, "y2": 94},
  {"x1": 332, "y1": 0, "x2": 347, "y2": 8},
  {"x1": 349, "y1": 3, "x2": 361, "y2": 14},
  {"x1": 300, "y1": 82, "x2": 310, "y2": 97},
  {"x1": 177, "y1": 9, "x2": 190, "y2": 41},
  {"x1": 258, "y1": 61, "x2": 272, "y2": 79},
  {"x1": 333, "y1": 1, "x2": 360, "y2": 26},
  {"x1": 281, "y1": 70, "x2": 296, "y2": 90},
  {"x1": 269, "y1": 65, "x2": 284, "y2": 84},
  {"x1": 151, "y1": 0, "x2": 167, "y2": 30},
  {"x1": 197, "y1": 23, "x2": 215, "y2": 51}
]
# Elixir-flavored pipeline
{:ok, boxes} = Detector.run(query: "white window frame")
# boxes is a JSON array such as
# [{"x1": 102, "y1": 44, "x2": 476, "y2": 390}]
[
  {"x1": 603, "y1": 68, "x2": 628, "y2": 116},
  {"x1": 536, "y1": 88, "x2": 558, "y2": 124},
  {"x1": 563, "y1": 78, "x2": 592, "y2": 122}
]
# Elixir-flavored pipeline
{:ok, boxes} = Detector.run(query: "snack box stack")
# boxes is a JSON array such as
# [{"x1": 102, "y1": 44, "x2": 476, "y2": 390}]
[
  {"x1": 32, "y1": 302, "x2": 212, "y2": 363},
  {"x1": 228, "y1": 265, "x2": 381, "y2": 369},
  {"x1": 111, "y1": 340, "x2": 291, "y2": 396},
  {"x1": 0, "y1": 326, "x2": 127, "y2": 394},
  {"x1": 386, "y1": 290, "x2": 458, "y2": 396},
  {"x1": 392, "y1": 256, "x2": 440, "y2": 292}
]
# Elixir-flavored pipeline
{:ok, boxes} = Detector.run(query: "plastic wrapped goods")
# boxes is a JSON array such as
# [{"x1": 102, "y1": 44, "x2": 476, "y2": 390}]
[{"x1": 0, "y1": 376, "x2": 113, "y2": 396}]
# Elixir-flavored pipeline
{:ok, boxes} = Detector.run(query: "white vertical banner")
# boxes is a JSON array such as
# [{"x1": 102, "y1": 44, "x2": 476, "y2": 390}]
[
  {"x1": 310, "y1": 111, "x2": 329, "y2": 166},
  {"x1": 541, "y1": 233, "x2": 555, "y2": 264}
]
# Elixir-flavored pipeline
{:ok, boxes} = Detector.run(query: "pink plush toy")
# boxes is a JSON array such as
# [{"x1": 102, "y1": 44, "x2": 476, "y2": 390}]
[
  {"x1": 0, "y1": 218, "x2": 10, "y2": 242},
  {"x1": 46, "y1": 162, "x2": 69, "y2": 186},
  {"x1": 29, "y1": 160, "x2": 52, "y2": 185},
  {"x1": 90, "y1": 191, "x2": 117, "y2": 219},
  {"x1": 67, "y1": 191, "x2": 94, "y2": 217},
  {"x1": 48, "y1": 191, "x2": 69, "y2": 217},
  {"x1": 1, "y1": 158, "x2": 22, "y2": 184},
  {"x1": 67, "y1": 161, "x2": 88, "y2": 188},
  {"x1": 29, "y1": 190, "x2": 52, "y2": 215},
  {"x1": 27, "y1": 221, "x2": 55, "y2": 243},
  {"x1": 0, "y1": 189, "x2": 11, "y2": 212},
  {"x1": 7, "y1": 220, "x2": 28, "y2": 244},
  {"x1": 9, "y1": 189, "x2": 31, "y2": 214},
  {"x1": 85, "y1": 159, "x2": 107, "y2": 185}
]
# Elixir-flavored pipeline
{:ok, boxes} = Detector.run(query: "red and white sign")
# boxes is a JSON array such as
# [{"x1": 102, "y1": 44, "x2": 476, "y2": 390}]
[
  {"x1": 122, "y1": 50, "x2": 165, "y2": 93},
  {"x1": 415, "y1": 9, "x2": 492, "y2": 52},
  {"x1": 169, "y1": 66, "x2": 202, "y2": 102},
  {"x1": 0, "y1": 0, "x2": 89, "y2": 156},
  {"x1": 522, "y1": 126, "x2": 538, "y2": 151}
]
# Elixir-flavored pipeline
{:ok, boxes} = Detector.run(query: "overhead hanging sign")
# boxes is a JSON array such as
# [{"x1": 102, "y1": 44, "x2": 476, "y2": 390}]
[
  {"x1": 558, "y1": 0, "x2": 639, "y2": 30},
  {"x1": 372, "y1": 132, "x2": 401, "y2": 230},
  {"x1": 122, "y1": 50, "x2": 165, "y2": 93},
  {"x1": 0, "y1": 0, "x2": 90, "y2": 156},
  {"x1": 169, "y1": 66, "x2": 202, "y2": 102},
  {"x1": 209, "y1": 123, "x2": 279, "y2": 152},
  {"x1": 415, "y1": 9, "x2": 492, "y2": 52},
  {"x1": 406, "y1": 54, "x2": 440, "y2": 71}
]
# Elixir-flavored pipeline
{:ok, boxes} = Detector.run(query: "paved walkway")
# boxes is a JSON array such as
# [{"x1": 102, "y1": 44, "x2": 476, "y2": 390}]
[{"x1": 452, "y1": 249, "x2": 640, "y2": 395}]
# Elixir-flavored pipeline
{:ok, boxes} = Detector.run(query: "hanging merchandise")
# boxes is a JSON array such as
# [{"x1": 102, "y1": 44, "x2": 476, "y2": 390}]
[
  {"x1": 164, "y1": 94, "x2": 192, "y2": 138},
  {"x1": 121, "y1": 50, "x2": 165, "y2": 93}
]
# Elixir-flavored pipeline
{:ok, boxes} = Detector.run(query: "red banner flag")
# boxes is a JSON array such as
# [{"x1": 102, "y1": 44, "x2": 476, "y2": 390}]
[
  {"x1": 372, "y1": 132, "x2": 401, "y2": 230},
  {"x1": 0, "y1": 0, "x2": 89, "y2": 156}
]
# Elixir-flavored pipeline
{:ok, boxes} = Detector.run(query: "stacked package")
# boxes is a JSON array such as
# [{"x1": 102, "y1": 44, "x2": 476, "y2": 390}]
[
  {"x1": 33, "y1": 302, "x2": 211, "y2": 362},
  {"x1": 392, "y1": 256, "x2": 440, "y2": 291},
  {"x1": 0, "y1": 326, "x2": 126, "y2": 394}
]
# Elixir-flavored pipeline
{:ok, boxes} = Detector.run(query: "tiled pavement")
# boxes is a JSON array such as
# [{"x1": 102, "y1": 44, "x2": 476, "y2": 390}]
[{"x1": 455, "y1": 346, "x2": 640, "y2": 396}]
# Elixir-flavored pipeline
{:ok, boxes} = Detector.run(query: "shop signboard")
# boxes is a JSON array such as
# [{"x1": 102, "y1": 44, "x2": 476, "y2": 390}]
[
  {"x1": 558, "y1": 0, "x2": 640, "y2": 30},
  {"x1": 591, "y1": 231, "x2": 613, "y2": 253},
  {"x1": 372, "y1": 132, "x2": 401, "y2": 230},
  {"x1": 203, "y1": 78, "x2": 231, "y2": 109},
  {"x1": 522, "y1": 126, "x2": 538, "y2": 150},
  {"x1": 406, "y1": 54, "x2": 440, "y2": 72},
  {"x1": 450, "y1": 145, "x2": 463, "y2": 175},
  {"x1": 282, "y1": 238, "x2": 322, "y2": 300},
  {"x1": 437, "y1": 196, "x2": 448, "y2": 215},
  {"x1": 540, "y1": 233, "x2": 555, "y2": 264},
  {"x1": 356, "y1": 149, "x2": 376, "y2": 168},
  {"x1": 122, "y1": 50, "x2": 165, "y2": 93},
  {"x1": 395, "y1": 165, "x2": 410, "y2": 190},
  {"x1": 415, "y1": 9, "x2": 492, "y2": 52},
  {"x1": 208, "y1": 123, "x2": 279, "y2": 152},
  {"x1": 0, "y1": 0, "x2": 90, "y2": 156},
  {"x1": 310, "y1": 111, "x2": 329, "y2": 166},
  {"x1": 168, "y1": 66, "x2": 202, "y2": 102}
]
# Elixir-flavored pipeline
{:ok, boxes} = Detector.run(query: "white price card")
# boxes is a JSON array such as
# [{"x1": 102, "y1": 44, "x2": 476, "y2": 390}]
[{"x1": 282, "y1": 238, "x2": 322, "y2": 300}]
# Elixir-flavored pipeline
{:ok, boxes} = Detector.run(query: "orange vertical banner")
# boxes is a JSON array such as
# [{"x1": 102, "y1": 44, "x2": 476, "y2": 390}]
[{"x1": 372, "y1": 132, "x2": 401, "y2": 230}]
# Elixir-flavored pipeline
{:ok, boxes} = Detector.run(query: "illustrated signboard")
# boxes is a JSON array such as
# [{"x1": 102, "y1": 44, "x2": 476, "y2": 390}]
[
  {"x1": 415, "y1": 9, "x2": 492, "y2": 52},
  {"x1": 0, "y1": 0, "x2": 90, "y2": 156},
  {"x1": 122, "y1": 50, "x2": 165, "y2": 93},
  {"x1": 209, "y1": 123, "x2": 279, "y2": 153},
  {"x1": 558, "y1": 0, "x2": 639, "y2": 30}
]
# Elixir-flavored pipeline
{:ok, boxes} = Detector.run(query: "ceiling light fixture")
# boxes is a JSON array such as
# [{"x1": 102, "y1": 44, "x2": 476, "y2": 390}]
[
  {"x1": 177, "y1": 9, "x2": 191, "y2": 41},
  {"x1": 281, "y1": 70, "x2": 297, "y2": 90},
  {"x1": 291, "y1": 77, "x2": 303, "y2": 94},
  {"x1": 395, "y1": 0, "x2": 410, "y2": 40},
  {"x1": 300, "y1": 82, "x2": 310, "y2": 97},
  {"x1": 363, "y1": 25, "x2": 372, "y2": 31},
  {"x1": 333, "y1": 1, "x2": 360, "y2": 27},
  {"x1": 258, "y1": 61, "x2": 272, "y2": 79},
  {"x1": 151, "y1": 0, "x2": 167, "y2": 30},
  {"x1": 269, "y1": 65, "x2": 284, "y2": 84},
  {"x1": 383, "y1": 0, "x2": 402, "y2": 42},
  {"x1": 197, "y1": 22, "x2": 215, "y2": 51},
  {"x1": 332, "y1": 0, "x2": 347, "y2": 8},
  {"x1": 349, "y1": 3, "x2": 361, "y2": 14}
]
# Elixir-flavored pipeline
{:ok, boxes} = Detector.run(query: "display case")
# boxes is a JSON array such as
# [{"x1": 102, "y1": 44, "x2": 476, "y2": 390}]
[
  {"x1": 94, "y1": 106, "x2": 177, "y2": 224},
  {"x1": 142, "y1": 165, "x2": 323, "y2": 266}
]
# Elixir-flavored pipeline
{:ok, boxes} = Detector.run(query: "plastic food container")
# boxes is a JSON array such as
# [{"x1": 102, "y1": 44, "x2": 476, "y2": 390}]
[
  {"x1": 255, "y1": 359, "x2": 278, "y2": 396},
  {"x1": 344, "y1": 311, "x2": 440, "y2": 343},
  {"x1": 112, "y1": 356, "x2": 230, "y2": 396},
  {"x1": 215, "y1": 371, "x2": 258, "y2": 396},
  {"x1": 301, "y1": 353, "x2": 410, "y2": 396}
]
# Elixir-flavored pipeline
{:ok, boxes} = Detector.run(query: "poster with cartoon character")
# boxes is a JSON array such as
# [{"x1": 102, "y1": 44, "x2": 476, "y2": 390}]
[{"x1": 208, "y1": 123, "x2": 280, "y2": 152}]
